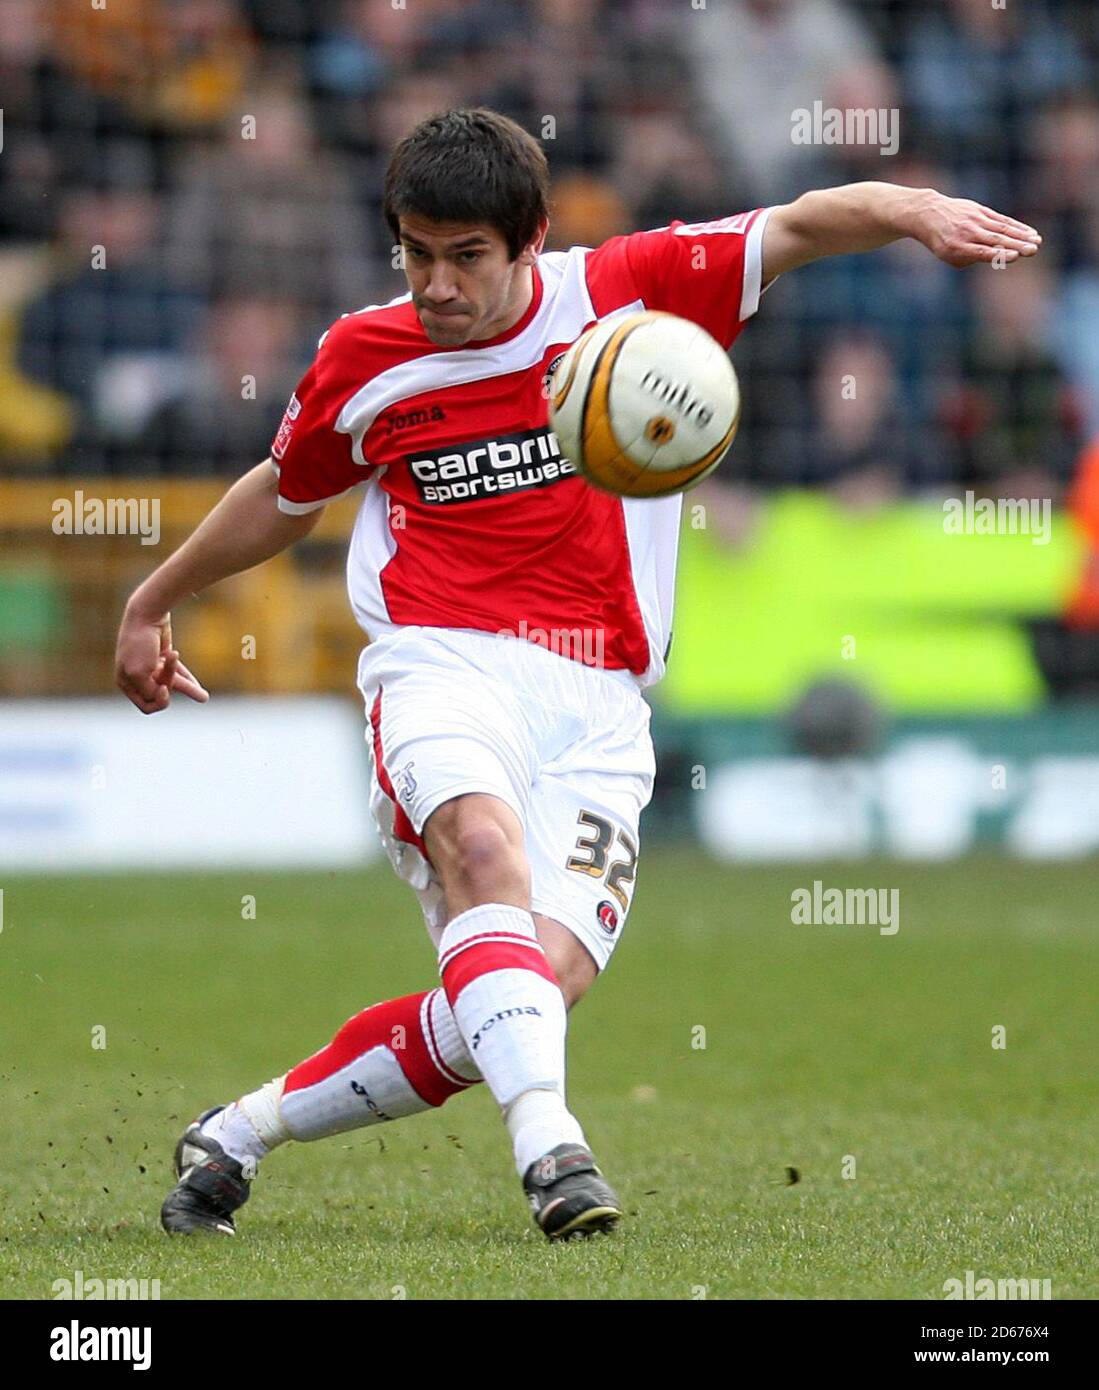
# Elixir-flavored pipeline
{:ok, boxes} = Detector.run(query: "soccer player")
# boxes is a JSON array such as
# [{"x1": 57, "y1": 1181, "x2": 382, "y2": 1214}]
[{"x1": 115, "y1": 109, "x2": 1040, "y2": 1240}]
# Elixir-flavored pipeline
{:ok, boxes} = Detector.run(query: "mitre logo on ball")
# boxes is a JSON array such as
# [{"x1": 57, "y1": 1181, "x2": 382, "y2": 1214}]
[{"x1": 549, "y1": 310, "x2": 740, "y2": 498}]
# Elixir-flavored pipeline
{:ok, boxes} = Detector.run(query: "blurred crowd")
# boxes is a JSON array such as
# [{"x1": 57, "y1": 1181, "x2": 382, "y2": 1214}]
[{"x1": 2, "y1": 0, "x2": 1098, "y2": 502}]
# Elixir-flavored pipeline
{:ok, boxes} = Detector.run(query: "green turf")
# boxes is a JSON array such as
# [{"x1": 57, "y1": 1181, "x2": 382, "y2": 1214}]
[{"x1": 1, "y1": 853, "x2": 1096, "y2": 1299}]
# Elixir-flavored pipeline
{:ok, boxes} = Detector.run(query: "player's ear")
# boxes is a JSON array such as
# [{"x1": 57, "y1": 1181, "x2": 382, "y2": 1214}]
[{"x1": 518, "y1": 216, "x2": 549, "y2": 265}]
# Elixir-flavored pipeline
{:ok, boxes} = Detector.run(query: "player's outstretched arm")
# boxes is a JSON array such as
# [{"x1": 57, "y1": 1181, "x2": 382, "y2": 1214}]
[
  {"x1": 115, "y1": 459, "x2": 323, "y2": 714},
  {"x1": 761, "y1": 182, "x2": 1042, "y2": 280}
]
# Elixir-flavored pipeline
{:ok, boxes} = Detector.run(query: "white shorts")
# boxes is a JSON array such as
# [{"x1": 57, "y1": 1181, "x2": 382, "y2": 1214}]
[{"x1": 356, "y1": 626, "x2": 656, "y2": 971}]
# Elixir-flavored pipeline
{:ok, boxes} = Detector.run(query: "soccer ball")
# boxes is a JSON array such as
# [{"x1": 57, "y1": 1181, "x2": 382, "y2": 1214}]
[{"x1": 548, "y1": 310, "x2": 740, "y2": 498}]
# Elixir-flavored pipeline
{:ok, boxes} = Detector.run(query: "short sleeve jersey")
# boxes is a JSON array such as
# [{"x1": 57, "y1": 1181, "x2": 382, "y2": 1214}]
[{"x1": 270, "y1": 207, "x2": 775, "y2": 686}]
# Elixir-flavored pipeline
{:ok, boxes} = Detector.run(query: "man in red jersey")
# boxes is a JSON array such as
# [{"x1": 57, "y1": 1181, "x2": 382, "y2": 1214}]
[{"x1": 116, "y1": 109, "x2": 1040, "y2": 1240}]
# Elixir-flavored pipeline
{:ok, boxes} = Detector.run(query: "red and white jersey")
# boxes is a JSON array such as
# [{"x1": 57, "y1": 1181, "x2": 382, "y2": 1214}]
[{"x1": 270, "y1": 206, "x2": 775, "y2": 687}]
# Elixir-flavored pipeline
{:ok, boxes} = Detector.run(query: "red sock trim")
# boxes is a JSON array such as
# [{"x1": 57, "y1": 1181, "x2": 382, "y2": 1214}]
[
  {"x1": 422, "y1": 989, "x2": 473, "y2": 1090},
  {"x1": 441, "y1": 939, "x2": 559, "y2": 999},
  {"x1": 439, "y1": 929, "x2": 544, "y2": 975}
]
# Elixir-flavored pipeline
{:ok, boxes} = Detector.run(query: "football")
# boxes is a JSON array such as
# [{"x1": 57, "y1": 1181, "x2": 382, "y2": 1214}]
[{"x1": 548, "y1": 310, "x2": 741, "y2": 498}]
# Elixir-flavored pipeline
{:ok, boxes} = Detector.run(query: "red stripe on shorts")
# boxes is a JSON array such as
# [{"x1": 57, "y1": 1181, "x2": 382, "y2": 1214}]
[{"x1": 370, "y1": 687, "x2": 428, "y2": 859}]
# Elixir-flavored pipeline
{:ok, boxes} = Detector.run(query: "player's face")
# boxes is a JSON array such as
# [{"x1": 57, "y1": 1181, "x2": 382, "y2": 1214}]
[{"x1": 399, "y1": 215, "x2": 545, "y2": 347}]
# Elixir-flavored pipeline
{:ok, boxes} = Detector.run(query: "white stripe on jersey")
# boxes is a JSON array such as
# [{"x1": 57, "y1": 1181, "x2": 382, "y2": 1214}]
[
  {"x1": 621, "y1": 492, "x2": 684, "y2": 688},
  {"x1": 739, "y1": 205, "x2": 775, "y2": 321},
  {"x1": 347, "y1": 464, "x2": 395, "y2": 634},
  {"x1": 333, "y1": 251, "x2": 643, "y2": 465}
]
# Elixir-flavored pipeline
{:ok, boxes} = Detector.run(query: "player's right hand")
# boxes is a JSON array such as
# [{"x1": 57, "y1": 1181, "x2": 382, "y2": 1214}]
[
  {"x1": 115, "y1": 607, "x2": 209, "y2": 714},
  {"x1": 912, "y1": 192, "x2": 1042, "y2": 267}
]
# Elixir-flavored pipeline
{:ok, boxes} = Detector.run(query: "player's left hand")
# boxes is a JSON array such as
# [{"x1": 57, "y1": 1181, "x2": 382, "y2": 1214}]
[{"x1": 912, "y1": 192, "x2": 1042, "y2": 267}]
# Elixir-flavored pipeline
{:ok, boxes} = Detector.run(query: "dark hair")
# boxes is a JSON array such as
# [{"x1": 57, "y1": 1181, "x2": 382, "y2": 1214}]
[{"x1": 383, "y1": 108, "x2": 549, "y2": 260}]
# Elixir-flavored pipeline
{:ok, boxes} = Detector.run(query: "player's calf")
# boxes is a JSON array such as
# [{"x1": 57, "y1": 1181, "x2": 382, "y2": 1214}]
[{"x1": 279, "y1": 987, "x2": 478, "y2": 1136}]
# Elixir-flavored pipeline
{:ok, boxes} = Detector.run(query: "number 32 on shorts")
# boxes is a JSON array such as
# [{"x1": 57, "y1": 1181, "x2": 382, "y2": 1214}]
[{"x1": 565, "y1": 810, "x2": 638, "y2": 912}]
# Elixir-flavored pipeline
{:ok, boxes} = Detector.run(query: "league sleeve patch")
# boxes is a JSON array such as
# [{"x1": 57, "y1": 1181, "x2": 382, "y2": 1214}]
[{"x1": 271, "y1": 392, "x2": 302, "y2": 460}]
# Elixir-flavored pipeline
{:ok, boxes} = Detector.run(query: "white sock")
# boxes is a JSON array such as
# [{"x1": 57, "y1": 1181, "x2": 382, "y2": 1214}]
[
  {"x1": 506, "y1": 1087, "x2": 586, "y2": 1175},
  {"x1": 200, "y1": 1077, "x2": 289, "y2": 1166},
  {"x1": 439, "y1": 902, "x2": 582, "y2": 1176}
]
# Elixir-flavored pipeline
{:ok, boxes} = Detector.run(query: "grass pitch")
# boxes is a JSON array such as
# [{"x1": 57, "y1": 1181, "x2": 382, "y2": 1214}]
[{"x1": 2, "y1": 852, "x2": 1096, "y2": 1300}]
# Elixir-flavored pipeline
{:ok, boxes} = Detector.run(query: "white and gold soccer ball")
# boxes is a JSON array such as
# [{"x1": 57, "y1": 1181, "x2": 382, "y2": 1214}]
[{"x1": 548, "y1": 310, "x2": 740, "y2": 498}]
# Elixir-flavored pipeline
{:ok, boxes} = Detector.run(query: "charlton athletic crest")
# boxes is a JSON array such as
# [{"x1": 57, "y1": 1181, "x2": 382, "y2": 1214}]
[
  {"x1": 541, "y1": 351, "x2": 567, "y2": 399},
  {"x1": 596, "y1": 899, "x2": 619, "y2": 935}
]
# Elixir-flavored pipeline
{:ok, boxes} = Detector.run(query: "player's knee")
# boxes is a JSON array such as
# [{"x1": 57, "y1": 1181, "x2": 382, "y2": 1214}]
[
  {"x1": 456, "y1": 819, "x2": 516, "y2": 880},
  {"x1": 432, "y1": 806, "x2": 526, "y2": 900}
]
